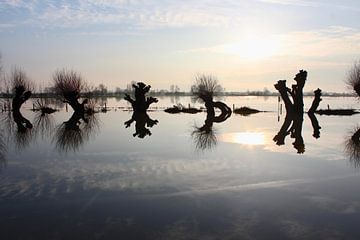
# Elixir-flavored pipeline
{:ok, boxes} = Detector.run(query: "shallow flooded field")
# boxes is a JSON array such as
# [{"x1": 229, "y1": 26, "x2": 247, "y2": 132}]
[{"x1": 1, "y1": 96, "x2": 360, "y2": 239}]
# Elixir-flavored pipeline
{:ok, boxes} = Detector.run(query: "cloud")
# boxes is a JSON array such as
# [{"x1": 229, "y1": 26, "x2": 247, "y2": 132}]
[
  {"x1": 256, "y1": 0, "x2": 317, "y2": 7},
  {"x1": 182, "y1": 26, "x2": 360, "y2": 65},
  {"x1": 0, "y1": 0, "x2": 264, "y2": 30}
]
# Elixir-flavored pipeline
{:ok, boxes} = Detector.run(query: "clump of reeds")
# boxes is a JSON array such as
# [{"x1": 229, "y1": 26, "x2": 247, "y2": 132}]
[
  {"x1": 191, "y1": 74, "x2": 223, "y2": 103},
  {"x1": 346, "y1": 60, "x2": 360, "y2": 97}
]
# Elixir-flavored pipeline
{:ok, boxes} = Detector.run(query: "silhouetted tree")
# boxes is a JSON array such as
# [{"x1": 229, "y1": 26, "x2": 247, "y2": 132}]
[
  {"x1": 346, "y1": 60, "x2": 360, "y2": 97},
  {"x1": 124, "y1": 82, "x2": 158, "y2": 112},
  {"x1": 274, "y1": 70, "x2": 308, "y2": 114},
  {"x1": 9, "y1": 67, "x2": 33, "y2": 138},
  {"x1": 11, "y1": 67, "x2": 32, "y2": 112},
  {"x1": 124, "y1": 82, "x2": 158, "y2": 138},
  {"x1": 191, "y1": 74, "x2": 231, "y2": 117},
  {"x1": 53, "y1": 69, "x2": 88, "y2": 113}
]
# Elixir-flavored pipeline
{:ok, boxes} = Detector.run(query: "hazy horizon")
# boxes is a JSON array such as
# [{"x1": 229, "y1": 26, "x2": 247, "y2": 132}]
[{"x1": 1, "y1": 0, "x2": 360, "y2": 92}]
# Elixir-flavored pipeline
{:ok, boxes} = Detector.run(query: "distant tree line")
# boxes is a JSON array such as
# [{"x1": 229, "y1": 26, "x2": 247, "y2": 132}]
[{"x1": 0, "y1": 52, "x2": 357, "y2": 99}]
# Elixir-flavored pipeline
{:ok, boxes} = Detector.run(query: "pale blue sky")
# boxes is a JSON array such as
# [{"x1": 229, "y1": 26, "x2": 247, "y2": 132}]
[{"x1": 1, "y1": 0, "x2": 360, "y2": 92}]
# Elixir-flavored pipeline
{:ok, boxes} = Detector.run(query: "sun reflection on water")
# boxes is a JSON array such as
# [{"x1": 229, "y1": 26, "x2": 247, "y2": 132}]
[{"x1": 220, "y1": 132, "x2": 266, "y2": 145}]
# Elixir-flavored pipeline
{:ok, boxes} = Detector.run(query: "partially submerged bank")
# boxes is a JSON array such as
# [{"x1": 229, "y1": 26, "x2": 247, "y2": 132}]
[
  {"x1": 233, "y1": 106, "x2": 262, "y2": 116},
  {"x1": 164, "y1": 104, "x2": 202, "y2": 114},
  {"x1": 314, "y1": 109, "x2": 359, "y2": 116}
]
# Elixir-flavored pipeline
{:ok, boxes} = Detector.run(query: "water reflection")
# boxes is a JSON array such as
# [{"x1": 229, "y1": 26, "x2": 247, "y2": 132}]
[
  {"x1": 54, "y1": 111, "x2": 100, "y2": 152},
  {"x1": 33, "y1": 110, "x2": 56, "y2": 139},
  {"x1": 192, "y1": 104, "x2": 232, "y2": 151},
  {"x1": 273, "y1": 112, "x2": 322, "y2": 154},
  {"x1": 0, "y1": 131, "x2": 6, "y2": 169},
  {"x1": 308, "y1": 112, "x2": 321, "y2": 139},
  {"x1": 345, "y1": 127, "x2": 360, "y2": 168},
  {"x1": 125, "y1": 111, "x2": 158, "y2": 138},
  {"x1": 220, "y1": 132, "x2": 265, "y2": 145},
  {"x1": 12, "y1": 109, "x2": 34, "y2": 149},
  {"x1": 273, "y1": 113, "x2": 305, "y2": 153}
]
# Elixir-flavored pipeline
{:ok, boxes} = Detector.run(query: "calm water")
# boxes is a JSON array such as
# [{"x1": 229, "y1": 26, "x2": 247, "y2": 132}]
[{"x1": 1, "y1": 96, "x2": 360, "y2": 239}]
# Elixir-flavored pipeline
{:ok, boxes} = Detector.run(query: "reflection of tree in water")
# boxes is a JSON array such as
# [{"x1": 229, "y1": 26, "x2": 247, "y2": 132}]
[
  {"x1": 273, "y1": 112, "x2": 321, "y2": 154},
  {"x1": 192, "y1": 103, "x2": 232, "y2": 151},
  {"x1": 345, "y1": 127, "x2": 360, "y2": 168},
  {"x1": 192, "y1": 119, "x2": 218, "y2": 151},
  {"x1": 125, "y1": 112, "x2": 158, "y2": 138},
  {"x1": 0, "y1": 131, "x2": 6, "y2": 169},
  {"x1": 273, "y1": 113, "x2": 305, "y2": 154},
  {"x1": 33, "y1": 111, "x2": 55, "y2": 139},
  {"x1": 54, "y1": 111, "x2": 99, "y2": 152}
]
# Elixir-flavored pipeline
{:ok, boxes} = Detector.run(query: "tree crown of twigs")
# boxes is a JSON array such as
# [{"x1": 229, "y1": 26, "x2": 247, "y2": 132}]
[
  {"x1": 53, "y1": 69, "x2": 86, "y2": 98},
  {"x1": 191, "y1": 74, "x2": 223, "y2": 102}
]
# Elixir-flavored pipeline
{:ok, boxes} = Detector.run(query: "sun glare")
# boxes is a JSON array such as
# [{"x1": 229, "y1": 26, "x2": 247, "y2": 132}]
[
  {"x1": 219, "y1": 35, "x2": 281, "y2": 60},
  {"x1": 220, "y1": 132, "x2": 266, "y2": 146}
]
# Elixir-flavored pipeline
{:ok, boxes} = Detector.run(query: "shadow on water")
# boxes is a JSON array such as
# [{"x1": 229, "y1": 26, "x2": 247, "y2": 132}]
[{"x1": 54, "y1": 111, "x2": 100, "y2": 153}]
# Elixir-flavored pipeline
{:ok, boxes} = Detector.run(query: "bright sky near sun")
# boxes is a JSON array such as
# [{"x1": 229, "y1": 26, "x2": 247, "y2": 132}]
[{"x1": 1, "y1": 0, "x2": 360, "y2": 92}]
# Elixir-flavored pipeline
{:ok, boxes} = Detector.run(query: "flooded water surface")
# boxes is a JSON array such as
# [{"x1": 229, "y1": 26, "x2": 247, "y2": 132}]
[{"x1": 1, "y1": 96, "x2": 360, "y2": 239}]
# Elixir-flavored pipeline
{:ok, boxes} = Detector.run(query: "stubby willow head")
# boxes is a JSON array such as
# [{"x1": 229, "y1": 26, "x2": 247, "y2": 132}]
[
  {"x1": 53, "y1": 69, "x2": 89, "y2": 113},
  {"x1": 191, "y1": 74, "x2": 223, "y2": 104}
]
